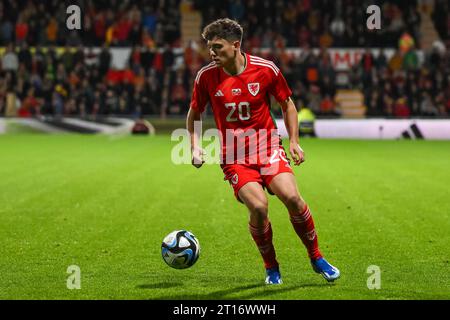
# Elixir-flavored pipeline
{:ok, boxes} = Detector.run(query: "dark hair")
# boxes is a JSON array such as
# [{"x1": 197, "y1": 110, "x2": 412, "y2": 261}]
[{"x1": 202, "y1": 18, "x2": 243, "y2": 43}]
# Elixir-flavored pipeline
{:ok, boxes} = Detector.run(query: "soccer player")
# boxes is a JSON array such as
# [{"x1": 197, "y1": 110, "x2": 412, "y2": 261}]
[{"x1": 186, "y1": 18, "x2": 340, "y2": 284}]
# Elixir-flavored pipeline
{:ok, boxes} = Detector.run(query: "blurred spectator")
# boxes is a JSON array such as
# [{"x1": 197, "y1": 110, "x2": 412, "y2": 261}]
[
  {"x1": 18, "y1": 88, "x2": 41, "y2": 117},
  {"x1": 319, "y1": 94, "x2": 336, "y2": 115},
  {"x1": 393, "y1": 96, "x2": 411, "y2": 118},
  {"x1": 98, "y1": 45, "x2": 112, "y2": 76},
  {"x1": 15, "y1": 14, "x2": 28, "y2": 45},
  {"x1": 46, "y1": 18, "x2": 58, "y2": 45},
  {"x1": 399, "y1": 32, "x2": 415, "y2": 54},
  {"x1": 306, "y1": 85, "x2": 322, "y2": 114},
  {"x1": 0, "y1": 19, "x2": 14, "y2": 45},
  {"x1": 319, "y1": 28, "x2": 333, "y2": 48},
  {"x1": 402, "y1": 48, "x2": 419, "y2": 71},
  {"x1": 375, "y1": 49, "x2": 388, "y2": 70},
  {"x1": 389, "y1": 50, "x2": 404, "y2": 72},
  {"x1": 366, "y1": 90, "x2": 383, "y2": 117},
  {"x1": 2, "y1": 43, "x2": 18, "y2": 71},
  {"x1": 230, "y1": 0, "x2": 245, "y2": 21},
  {"x1": 420, "y1": 92, "x2": 439, "y2": 116}
]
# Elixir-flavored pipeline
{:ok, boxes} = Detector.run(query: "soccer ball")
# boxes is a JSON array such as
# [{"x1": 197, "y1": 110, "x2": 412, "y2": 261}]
[{"x1": 161, "y1": 230, "x2": 200, "y2": 269}]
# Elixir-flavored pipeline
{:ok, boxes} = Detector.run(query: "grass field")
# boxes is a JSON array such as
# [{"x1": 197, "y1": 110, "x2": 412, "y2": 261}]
[{"x1": 0, "y1": 133, "x2": 449, "y2": 300}]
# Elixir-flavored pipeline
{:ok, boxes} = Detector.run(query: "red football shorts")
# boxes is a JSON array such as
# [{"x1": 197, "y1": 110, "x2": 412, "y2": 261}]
[{"x1": 221, "y1": 147, "x2": 294, "y2": 203}]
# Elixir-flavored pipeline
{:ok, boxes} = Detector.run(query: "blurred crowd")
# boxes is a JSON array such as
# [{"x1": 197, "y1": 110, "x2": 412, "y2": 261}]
[
  {"x1": 354, "y1": 46, "x2": 450, "y2": 117},
  {"x1": 263, "y1": 42, "x2": 450, "y2": 118},
  {"x1": 0, "y1": 0, "x2": 181, "y2": 47},
  {"x1": 0, "y1": 0, "x2": 450, "y2": 119},
  {"x1": 2, "y1": 0, "x2": 443, "y2": 48},
  {"x1": 0, "y1": 43, "x2": 178, "y2": 117},
  {"x1": 199, "y1": 0, "x2": 424, "y2": 49}
]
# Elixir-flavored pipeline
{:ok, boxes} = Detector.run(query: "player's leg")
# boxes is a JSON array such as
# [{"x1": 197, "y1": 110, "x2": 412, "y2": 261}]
[
  {"x1": 238, "y1": 182, "x2": 282, "y2": 284},
  {"x1": 267, "y1": 172, "x2": 321, "y2": 259},
  {"x1": 267, "y1": 172, "x2": 340, "y2": 282}
]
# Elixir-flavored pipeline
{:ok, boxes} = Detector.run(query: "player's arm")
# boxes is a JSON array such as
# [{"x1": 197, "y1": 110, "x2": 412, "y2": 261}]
[
  {"x1": 186, "y1": 107, "x2": 205, "y2": 168},
  {"x1": 187, "y1": 69, "x2": 209, "y2": 169},
  {"x1": 279, "y1": 97, "x2": 305, "y2": 166}
]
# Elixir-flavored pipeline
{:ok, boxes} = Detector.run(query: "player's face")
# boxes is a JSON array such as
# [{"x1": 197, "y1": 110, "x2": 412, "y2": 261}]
[{"x1": 207, "y1": 37, "x2": 239, "y2": 66}]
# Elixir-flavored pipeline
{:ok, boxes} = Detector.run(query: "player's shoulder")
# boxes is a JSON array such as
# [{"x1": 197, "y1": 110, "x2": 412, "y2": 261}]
[
  {"x1": 195, "y1": 61, "x2": 218, "y2": 84},
  {"x1": 248, "y1": 54, "x2": 280, "y2": 76}
]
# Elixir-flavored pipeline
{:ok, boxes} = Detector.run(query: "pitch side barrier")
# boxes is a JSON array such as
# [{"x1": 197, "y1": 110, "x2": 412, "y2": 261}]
[
  {"x1": 0, "y1": 118, "x2": 5, "y2": 134},
  {"x1": 276, "y1": 119, "x2": 450, "y2": 140}
]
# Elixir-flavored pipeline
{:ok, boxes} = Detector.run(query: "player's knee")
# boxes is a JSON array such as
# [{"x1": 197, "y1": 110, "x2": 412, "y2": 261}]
[
  {"x1": 249, "y1": 210, "x2": 269, "y2": 228},
  {"x1": 285, "y1": 194, "x2": 305, "y2": 212},
  {"x1": 249, "y1": 201, "x2": 268, "y2": 218}
]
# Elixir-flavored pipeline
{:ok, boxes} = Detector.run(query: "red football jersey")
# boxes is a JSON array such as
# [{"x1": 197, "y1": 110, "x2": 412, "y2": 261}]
[{"x1": 190, "y1": 53, "x2": 292, "y2": 164}]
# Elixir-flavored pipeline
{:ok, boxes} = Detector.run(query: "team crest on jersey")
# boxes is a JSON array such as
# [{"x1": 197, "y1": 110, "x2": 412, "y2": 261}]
[
  {"x1": 231, "y1": 174, "x2": 239, "y2": 185},
  {"x1": 248, "y1": 83, "x2": 260, "y2": 96}
]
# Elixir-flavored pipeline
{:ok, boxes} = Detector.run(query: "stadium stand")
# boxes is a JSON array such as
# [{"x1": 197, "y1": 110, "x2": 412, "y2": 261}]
[{"x1": 0, "y1": 0, "x2": 449, "y2": 120}]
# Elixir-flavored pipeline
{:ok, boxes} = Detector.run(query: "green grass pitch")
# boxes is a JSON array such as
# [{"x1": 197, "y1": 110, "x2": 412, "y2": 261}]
[{"x1": 0, "y1": 133, "x2": 449, "y2": 300}]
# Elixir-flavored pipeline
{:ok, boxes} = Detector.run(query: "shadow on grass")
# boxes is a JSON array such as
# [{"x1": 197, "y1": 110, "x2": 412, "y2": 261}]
[
  {"x1": 136, "y1": 282, "x2": 183, "y2": 289},
  {"x1": 137, "y1": 281, "x2": 331, "y2": 300}
]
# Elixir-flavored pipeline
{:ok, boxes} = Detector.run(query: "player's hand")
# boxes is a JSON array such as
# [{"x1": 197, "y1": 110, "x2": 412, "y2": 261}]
[
  {"x1": 191, "y1": 147, "x2": 205, "y2": 168},
  {"x1": 289, "y1": 142, "x2": 305, "y2": 166}
]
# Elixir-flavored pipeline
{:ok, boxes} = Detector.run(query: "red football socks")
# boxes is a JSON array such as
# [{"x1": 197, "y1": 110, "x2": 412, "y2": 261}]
[
  {"x1": 289, "y1": 204, "x2": 323, "y2": 260},
  {"x1": 248, "y1": 221, "x2": 279, "y2": 269}
]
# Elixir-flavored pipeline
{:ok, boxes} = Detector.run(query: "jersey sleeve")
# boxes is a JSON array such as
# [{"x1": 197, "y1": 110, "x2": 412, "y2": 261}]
[
  {"x1": 189, "y1": 73, "x2": 209, "y2": 113},
  {"x1": 268, "y1": 70, "x2": 292, "y2": 104}
]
